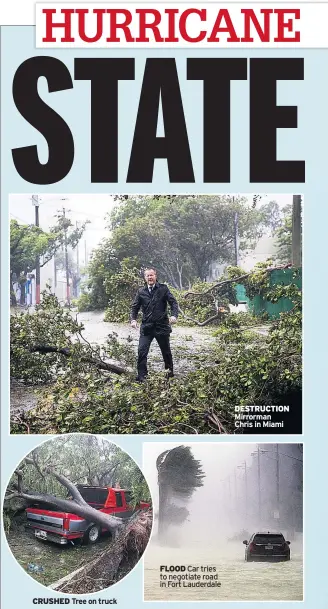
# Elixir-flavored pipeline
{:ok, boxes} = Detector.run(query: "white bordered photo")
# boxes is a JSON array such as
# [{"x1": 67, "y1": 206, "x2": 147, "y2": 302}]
[
  {"x1": 142, "y1": 441, "x2": 303, "y2": 602},
  {"x1": 2, "y1": 433, "x2": 153, "y2": 594},
  {"x1": 9, "y1": 193, "x2": 302, "y2": 436}
]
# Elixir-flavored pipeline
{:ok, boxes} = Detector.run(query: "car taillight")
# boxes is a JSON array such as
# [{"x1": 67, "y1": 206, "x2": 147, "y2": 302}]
[
  {"x1": 63, "y1": 518, "x2": 70, "y2": 531},
  {"x1": 249, "y1": 543, "x2": 254, "y2": 551}
]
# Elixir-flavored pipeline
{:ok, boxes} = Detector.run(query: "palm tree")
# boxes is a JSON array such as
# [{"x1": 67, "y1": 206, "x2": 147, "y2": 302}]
[{"x1": 156, "y1": 446, "x2": 205, "y2": 543}]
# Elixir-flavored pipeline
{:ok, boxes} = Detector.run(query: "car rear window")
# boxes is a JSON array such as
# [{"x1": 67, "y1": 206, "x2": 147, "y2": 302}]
[
  {"x1": 76, "y1": 486, "x2": 108, "y2": 507},
  {"x1": 253, "y1": 534, "x2": 285, "y2": 544}
]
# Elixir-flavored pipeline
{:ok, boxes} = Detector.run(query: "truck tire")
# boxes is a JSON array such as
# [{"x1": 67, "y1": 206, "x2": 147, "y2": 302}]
[{"x1": 84, "y1": 525, "x2": 100, "y2": 544}]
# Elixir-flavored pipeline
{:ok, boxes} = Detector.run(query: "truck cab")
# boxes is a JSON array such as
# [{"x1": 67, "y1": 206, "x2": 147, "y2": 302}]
[{"x1": 26, "y1": 486, "x2": 150, "y2": 545}]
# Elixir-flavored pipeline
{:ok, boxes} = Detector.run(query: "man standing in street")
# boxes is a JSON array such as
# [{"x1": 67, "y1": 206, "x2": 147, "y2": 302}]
[{"x1": 130, "y1": 268, "x2": 179, "y2": 382}]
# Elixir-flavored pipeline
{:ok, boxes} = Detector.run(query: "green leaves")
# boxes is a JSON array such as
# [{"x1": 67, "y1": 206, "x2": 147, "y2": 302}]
[
  {"x1": 78, "y1": 195, "x2": 273, "y2": 313},
  {"x1": 10, "y1": 215, "x2": 87, "y2": 294},
  {"x1": 11, "y1": 279, "x2": 301, "y2": 436}
]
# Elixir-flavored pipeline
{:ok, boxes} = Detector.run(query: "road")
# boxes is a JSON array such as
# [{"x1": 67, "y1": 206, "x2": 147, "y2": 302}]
[
  {"x1": 10, "y1": 311, "x2": 217, "y2": 411},
  {"x1": 144, "y1": 540, "x2": 303, "y2": 601},
  {"x1": 76, "y1": 310, "x2": 217, "y2": 377}
]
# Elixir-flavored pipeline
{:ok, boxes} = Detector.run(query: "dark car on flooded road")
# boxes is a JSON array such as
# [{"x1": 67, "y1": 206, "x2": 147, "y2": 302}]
[{"x1": 243, "y1": 532, "x2": 291, "y2": 562}]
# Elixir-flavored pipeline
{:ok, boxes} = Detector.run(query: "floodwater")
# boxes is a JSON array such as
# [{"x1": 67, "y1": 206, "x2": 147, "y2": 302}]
[
  {"x1": 11, "y1": 311, "x2": 216, "y2": 411},
  {"x1": 77, "y1": 311, "x2": 216, "y2": 368},
  {"x1": 10, "y1": 309, "x2": 267, "y2": 411},
  {"x1": 144, "y1": 540, "x2": 303, "y2": 602}
]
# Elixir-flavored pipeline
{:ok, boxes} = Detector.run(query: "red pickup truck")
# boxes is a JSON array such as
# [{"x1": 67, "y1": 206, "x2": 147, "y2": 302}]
[{"x1": 26, "y1": 485, "x2": 150, "y2": 545}]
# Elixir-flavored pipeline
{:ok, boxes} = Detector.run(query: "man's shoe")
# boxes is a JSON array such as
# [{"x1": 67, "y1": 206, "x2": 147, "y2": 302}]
[{"x1": 135, "y1": 376, "x2": 146, "y2": 383}]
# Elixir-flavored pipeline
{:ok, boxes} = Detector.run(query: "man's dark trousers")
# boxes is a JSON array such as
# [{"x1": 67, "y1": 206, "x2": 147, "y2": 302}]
[{"x1": 138, "y1": 327, "x2": 173, "y2": 380}]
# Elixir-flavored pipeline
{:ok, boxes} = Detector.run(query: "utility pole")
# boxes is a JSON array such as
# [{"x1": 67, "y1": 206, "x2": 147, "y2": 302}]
[
  {"x1": 234, "y1": 469, "x2": 237, "y2": 509},
  {"x1": 244, "y1": 462, "x2": 248, "y2": 522},
  {"x1": 233, "y1": 195, "x2": 239, "y2": 266},
  {"x1": 76, "y1": 221, "x2": 80, "y2": 298},
  {"x1": 62, "y1": 208, "x2": 70, "y2": 306},
  {"x1": 84, "y1": 240, "x2": 88, "y2": 266},
  {"x1": 237, "y1": 461, "x2": 248, "y2": 522},
  {"x1": 276, "y1": 444, "x2": 280, "y2": 525},
  {"x1": 32, "y1": 195, "x2": 40, "y2": 305},
  {"x1": 257, "y1": 446, "x2": 261, "y2": 524},
  {"x1": 292, "y1": 195, "x2": 302, "y2": 267},
  {"x1": 54, "y1": 256, "x2": 57, "y2": 290},
  {"x1": 234, "y1": 212, "x2": 239, "y2": 266},
  {"x1": 227, "y1": 476, "x2": 232, "y2": 503}
]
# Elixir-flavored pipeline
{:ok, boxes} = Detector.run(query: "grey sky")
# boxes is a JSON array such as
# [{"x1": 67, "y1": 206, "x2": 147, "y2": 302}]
[
  {"x1": 9, "y1": 193, "x2": 293, "y2": 255},
  {"x1": 143, "y1": 442, "x2": 259, "y2": 511},
  {"x1": 9, "y1": 194, "x2": 115, "y2": 251}
]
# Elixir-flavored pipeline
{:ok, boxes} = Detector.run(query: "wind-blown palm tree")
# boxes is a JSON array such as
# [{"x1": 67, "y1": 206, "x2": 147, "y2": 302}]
[{"x1": 156, "y1": 446, "x2": 205, "y2": 543}]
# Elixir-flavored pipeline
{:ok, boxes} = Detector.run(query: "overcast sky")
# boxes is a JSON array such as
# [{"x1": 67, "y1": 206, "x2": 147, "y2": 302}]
[
  {"x1": 9, "y1": 194, "x2": 115, "y2": 251},
  {"x1": 9, "y1": 193, "x2": 293, "y2": 254},
  {"x1": 143, "y1": 441, "x2": 259, "y2": 510}
]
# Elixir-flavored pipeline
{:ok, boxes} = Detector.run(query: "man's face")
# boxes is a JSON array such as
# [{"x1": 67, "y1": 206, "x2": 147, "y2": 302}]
[{"x1": 144, "y1": 269, "x2": 156, "y2": 286}]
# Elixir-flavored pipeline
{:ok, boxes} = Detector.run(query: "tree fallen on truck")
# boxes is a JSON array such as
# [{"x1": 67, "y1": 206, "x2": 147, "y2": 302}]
[
  {"x1": 52, "y1": 509, "x2": 152, "y2": 594},
  {"x1": 4, "y1": 436, "x2": 152, "y2": 591}
]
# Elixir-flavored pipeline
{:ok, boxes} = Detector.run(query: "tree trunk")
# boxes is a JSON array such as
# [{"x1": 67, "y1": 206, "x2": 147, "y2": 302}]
[
  {"x1": 10, "y1": 276, "x2": 17, "y2": 306},
  {"x1": 29, "y1": 345, "x2": 129, "y2": 375},
  {"x1": 20, "y1": 490, "x2": 124, "y2": 531},
  {"x1": 11, "y1": 459, "x2": 125, "y2": 533},
  {"x1": 158, "y1": 482, "x2": 169, "y2": 543},
  {"x1": 176, "y1": 263, "x2": 184, "y2": 290},
  {"x1": 20, "y1": 280, "x2": 26, "y2": 305}
]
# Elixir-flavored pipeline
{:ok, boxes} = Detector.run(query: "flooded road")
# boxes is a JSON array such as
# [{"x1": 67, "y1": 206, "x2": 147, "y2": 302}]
[
  {"x1": 10, "y1": 382, "x2": 38, "y2": 413},
  {"x1": 77, "y1": 310, "x2": 216, "y2": 374},
  {"x1": 10, "y1": 310, "x2": 216, "y2": 411},
  {"x1": 11, "y1": 309, "x2": 264, "y2": 411},
  {"x1": 144, "y1": 540, "x2": 303, "y2": 601}
]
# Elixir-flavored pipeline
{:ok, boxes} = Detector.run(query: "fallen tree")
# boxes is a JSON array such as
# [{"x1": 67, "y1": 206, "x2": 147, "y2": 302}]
[
  {"x1": 29, "y1": 345, "x2": 129, "y2": 375},
  {"x1": 10, "y1": 270, "x2": 301, "y2": 436},
  {"x1": 183, "y1": 263, "x2": 292, "y2": 298},
  {"x1": 11, "y1": 292, "x2": 134, "y2": 384},
  {"x1": 179, "y1": 263, "x2": 294, "y2": 326},
  {"x1": 5, "y1": 437, "x2": 151, "y2": 534},
  {"x1": 6, "y1": 455, "x2": 124, "y2": 534},
  {"x1": 11, "y1": 288, "x2": 301, "y2": 435},
  {"x1": 52, "y1": 509, "x2": 152, "y2": 594}
]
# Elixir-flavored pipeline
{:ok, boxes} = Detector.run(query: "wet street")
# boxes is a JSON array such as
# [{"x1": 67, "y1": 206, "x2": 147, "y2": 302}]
[
  {"x1": 10, "y1": 310, "x2": 217, "y2": 412},
  {"x1": 144, "y1": 540, "x2": 303, "y2": 601},
  {"x1": 10, "y1": 309, "x2": 268, "y2": 412},
  {"x1": 76, "y1": 310, "x2": 216, "y2": 367}
]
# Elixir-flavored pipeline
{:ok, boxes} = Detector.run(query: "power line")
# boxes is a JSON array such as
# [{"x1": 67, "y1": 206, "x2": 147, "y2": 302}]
[{"x1": 10, "y1": 213, "x2": 30, "y2": 224}]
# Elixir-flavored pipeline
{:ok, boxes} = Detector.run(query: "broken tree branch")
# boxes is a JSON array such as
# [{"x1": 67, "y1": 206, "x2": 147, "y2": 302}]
[
  {"x1": 184, "y1": 273, "x2": 251, "y2": 298},
  {"x1": 15, "y1": 456, "x2": 126, "y2": 531},
  {"x1": 45, "y1": 470, "x2": 90, "y2": 506},
  {"x1": 178, "y1": 306, "x2": 228, "y2": 327},
  {"x1": 184, "y1": 264, "x2": 293, "y2": 298},
  {"x1": 178, "y1": 308, "x2": 221, "y2": 327},
  {"x1": 29, "y1": 345, "x2": 129, "y2": 375},
  {"x1": 16, "y1": 489, "x2": 124, "y2": 531}
]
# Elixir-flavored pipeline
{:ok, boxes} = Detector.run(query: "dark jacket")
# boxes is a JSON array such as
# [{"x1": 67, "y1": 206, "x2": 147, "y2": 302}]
[{"x1": 131, "y1": 282, "x2": 179, "y2": 333}]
